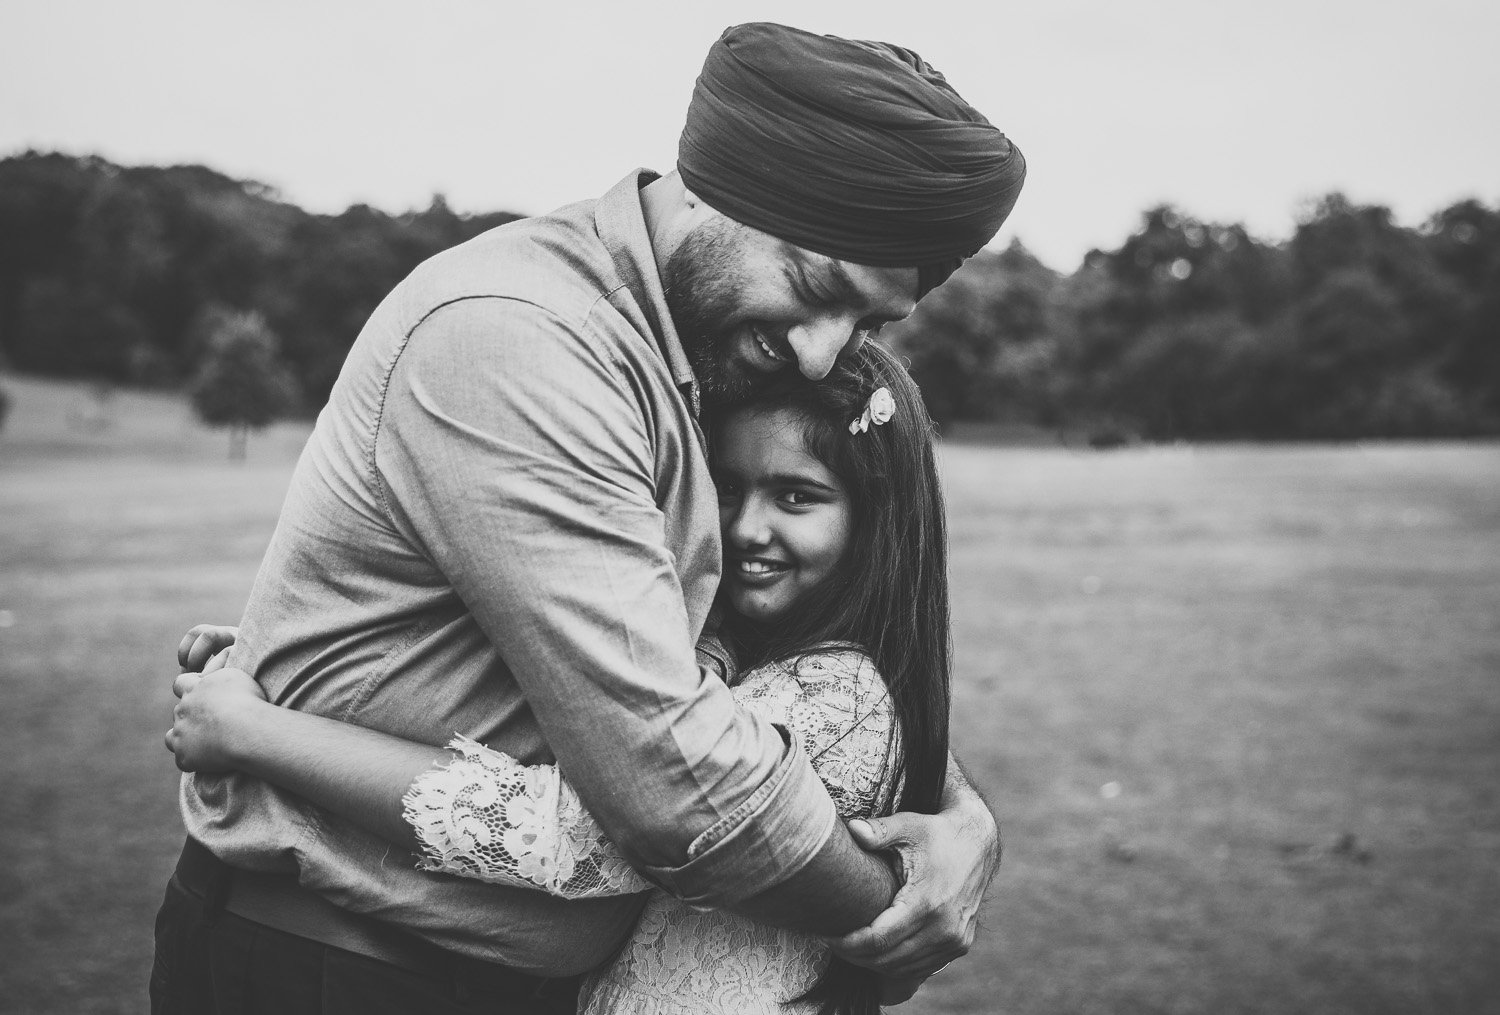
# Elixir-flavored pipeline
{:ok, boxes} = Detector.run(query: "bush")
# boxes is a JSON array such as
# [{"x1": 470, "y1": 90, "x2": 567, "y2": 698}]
[{"x1": 188, "y1": 310, "x2": 299, "y2": 458}]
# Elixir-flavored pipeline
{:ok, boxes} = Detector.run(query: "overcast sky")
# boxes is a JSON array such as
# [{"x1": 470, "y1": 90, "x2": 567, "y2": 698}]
[{"x1": 4, "y1": 0, "x2": 1497, "y2": 271}]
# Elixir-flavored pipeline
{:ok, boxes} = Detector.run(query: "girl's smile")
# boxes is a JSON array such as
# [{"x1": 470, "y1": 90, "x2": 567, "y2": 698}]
[{"x1": 714, "y1": 406, "x2": 852, "y2": 623}]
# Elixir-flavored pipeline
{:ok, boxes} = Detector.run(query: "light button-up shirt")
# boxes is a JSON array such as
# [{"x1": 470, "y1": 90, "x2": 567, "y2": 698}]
[{"x1": 182, "y1": 171, "x2": 839, "y2": 975}]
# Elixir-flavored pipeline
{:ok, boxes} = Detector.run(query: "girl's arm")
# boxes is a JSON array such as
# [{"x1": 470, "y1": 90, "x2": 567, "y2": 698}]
[
  {"x1": 169, "y1": 667, "x2": 453, "y2": 855},
  {"x1": 167, "y1": 646, "x2": 898, "y2": 899},
  {"x1": 170, "y1": 666, "x2": 653, "y2": 896},
  {"x1": 170, "y1": 632, "x2": 901, "y2": 903}
]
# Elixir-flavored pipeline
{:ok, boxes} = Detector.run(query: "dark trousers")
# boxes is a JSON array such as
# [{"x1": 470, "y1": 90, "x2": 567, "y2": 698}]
[{"x1": 151, "y1": 875, "x2": 582, "y2": 1015}]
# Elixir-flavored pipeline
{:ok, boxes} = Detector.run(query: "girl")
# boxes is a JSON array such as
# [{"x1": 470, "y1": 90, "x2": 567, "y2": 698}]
[{"x1": 168, "y1": 341, "x2": 951, "y2": 1015}]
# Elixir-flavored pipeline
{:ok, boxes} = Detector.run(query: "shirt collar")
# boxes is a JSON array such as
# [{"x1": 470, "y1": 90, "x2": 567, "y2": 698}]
[{"x1": 594, "y1": 170, "x2": 700, "y2": 405}]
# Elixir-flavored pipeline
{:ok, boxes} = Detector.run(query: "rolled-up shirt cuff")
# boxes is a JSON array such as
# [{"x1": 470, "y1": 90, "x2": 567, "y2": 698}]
[{"x1": 636, "y1": 728, "x2": 839, "y2": 908}]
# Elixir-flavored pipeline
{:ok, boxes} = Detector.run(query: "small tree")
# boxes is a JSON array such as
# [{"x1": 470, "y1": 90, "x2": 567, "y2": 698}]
[{"x1": 189, "y1": 310, "x2": 298, "y2": 459}]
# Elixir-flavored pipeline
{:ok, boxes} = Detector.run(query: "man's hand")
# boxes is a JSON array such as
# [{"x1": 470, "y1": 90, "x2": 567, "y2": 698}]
[
  {"x1": 165, "y1": 667, "x2": 267, "y2": 773},
  {"x1": 177, "y1": 624, "x2": 239, "y2": 673},
  {"x1": 827, "y1": 766, "x2": 1000, "y2": 995}
]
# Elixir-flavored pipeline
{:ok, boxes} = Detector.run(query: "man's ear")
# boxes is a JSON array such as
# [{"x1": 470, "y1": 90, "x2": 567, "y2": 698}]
[{"x1": 677, "y1": 187, "x2": 726, "y2": 233}]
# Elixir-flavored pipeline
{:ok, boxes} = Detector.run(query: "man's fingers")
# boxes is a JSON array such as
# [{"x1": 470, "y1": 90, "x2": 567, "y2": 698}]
[
  {"x1": 172, "y1": 671, "x2": 200, "y2": 699},
  {"x1": 830, "y1": 881, "x2": 973, "y2": 976},
  {"x1": 848, "y1": 814, "x2": 918, "y2": 853},
  {"x1": 875, "y1": 952, "x2": 965, "y2": 993},
  {"x1": 865, "y1": 937, "x2": 969, "y2": 981},
  {"x1": 836, "y1": 927, "x2": 940, "y2": 972},
  {"x1": 829, "y1": 896, "x2": 923, "y2": 957},
  {"x1": 842, "y1": 914, "x2": 970, "y2": 979}
]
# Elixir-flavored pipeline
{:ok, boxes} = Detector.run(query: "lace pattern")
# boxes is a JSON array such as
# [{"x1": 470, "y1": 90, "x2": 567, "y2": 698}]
[
  {"x1": 581, "y1": 649, "x2": 899, "y2": 1015},
  {"x1": 576, "y1": 902, "x2": 828, "y2": 1015},
  {"x1": 402, "y1": 734, "x2": 650, "y2": 897},
  {"x1": 730, "y1": 648, "x2": 897, "y2": 821},
  {"x1": 401, "y1": 647, "x2": 898, "y2": 1013}
]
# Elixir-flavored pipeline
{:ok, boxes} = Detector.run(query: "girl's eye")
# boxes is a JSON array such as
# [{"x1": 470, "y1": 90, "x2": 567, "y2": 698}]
[{"x1": 779, "y1": 490, "x2": 818, "y2": 507}]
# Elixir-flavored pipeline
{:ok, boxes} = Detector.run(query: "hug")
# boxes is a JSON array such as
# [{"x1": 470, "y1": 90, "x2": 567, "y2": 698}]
[{"x1": 156, "y1": 21, "x2": 1025, "y2": 1015}]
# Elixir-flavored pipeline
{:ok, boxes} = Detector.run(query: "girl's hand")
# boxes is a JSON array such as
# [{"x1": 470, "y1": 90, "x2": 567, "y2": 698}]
[
  {"x1": 177, "y1": 624, "x2": 239, "y2": 673},
  {"x1": 165, "y1": 667, "x2": 267, "y2": 774}
]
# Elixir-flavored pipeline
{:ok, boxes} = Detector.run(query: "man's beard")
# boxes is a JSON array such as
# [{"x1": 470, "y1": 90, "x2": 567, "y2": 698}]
[{"x1": 661, "y1": 219, "x2": 764, "y2": 407}]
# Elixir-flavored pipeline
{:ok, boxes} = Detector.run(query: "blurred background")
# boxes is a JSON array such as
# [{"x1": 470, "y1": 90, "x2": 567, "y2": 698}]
[{"x1": 1, "y1": 1, "x2": 1497, "y2": 1012}]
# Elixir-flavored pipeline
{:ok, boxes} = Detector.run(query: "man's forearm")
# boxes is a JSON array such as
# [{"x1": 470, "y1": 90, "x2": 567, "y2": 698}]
[
  {"x1": 733, "y1": 819, "x2": 900, "y2": 934},
  {"x1": 821, "y1": 750, "x2": 1001, "y2": 988},
  {"x1": 735, "y1": 753, "x2": 996, "y2": 937}
]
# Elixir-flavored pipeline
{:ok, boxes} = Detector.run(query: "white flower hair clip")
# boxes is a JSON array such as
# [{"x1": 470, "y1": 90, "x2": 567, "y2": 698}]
[{"x1": 849, "y1": 386, "x2": 896, "y2": 434}]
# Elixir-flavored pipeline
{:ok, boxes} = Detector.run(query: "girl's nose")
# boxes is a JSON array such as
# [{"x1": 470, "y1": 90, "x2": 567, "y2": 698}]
[{"x1": 727, "y1": 499, "x2": 772, "y2": 548}]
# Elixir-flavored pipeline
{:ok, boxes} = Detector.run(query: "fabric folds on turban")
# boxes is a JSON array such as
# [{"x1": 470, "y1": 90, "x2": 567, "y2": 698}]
[{"x1": 678, "y1": 22, "x2": 1026, "y2": 293}]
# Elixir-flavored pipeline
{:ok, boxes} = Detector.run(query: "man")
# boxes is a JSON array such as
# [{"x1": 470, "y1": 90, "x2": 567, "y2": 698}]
[{"x1": 155, "y1": 22, "x2": 1025, "y2": 1014}]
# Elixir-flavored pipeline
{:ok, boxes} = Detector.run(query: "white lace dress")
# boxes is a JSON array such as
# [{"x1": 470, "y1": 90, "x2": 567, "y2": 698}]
[{"x1": 401, "y1": 647, "x2": 899, "y2": 1015}]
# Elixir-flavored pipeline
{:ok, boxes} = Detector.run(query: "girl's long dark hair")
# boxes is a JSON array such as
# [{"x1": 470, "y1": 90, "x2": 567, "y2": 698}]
[{"x1": 708, "y1": 341, "x2": 952, "y2": 1015}]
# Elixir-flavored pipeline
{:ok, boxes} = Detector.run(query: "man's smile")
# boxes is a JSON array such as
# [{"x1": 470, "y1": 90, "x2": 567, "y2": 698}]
[{"x1": 751, "y1": 328, "x2": 792, "y2": 367}]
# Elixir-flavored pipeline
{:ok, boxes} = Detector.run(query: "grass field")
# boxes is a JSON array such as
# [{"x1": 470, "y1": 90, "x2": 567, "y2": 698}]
[{"x1": 1, "y1": 374, "x2": 1497, "y2": 1015}]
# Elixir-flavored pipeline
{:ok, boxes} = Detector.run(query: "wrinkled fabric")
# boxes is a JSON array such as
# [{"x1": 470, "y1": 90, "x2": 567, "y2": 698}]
[
  {"x1": 398, "y1": 648, "x2": 901, "y2": 1015},
  {"x1": 179, "y1": 171, "x2": 838, "y2": 975},
  {"x1": 679, "y1": 22, "x2": 1026, "y2": 290}
]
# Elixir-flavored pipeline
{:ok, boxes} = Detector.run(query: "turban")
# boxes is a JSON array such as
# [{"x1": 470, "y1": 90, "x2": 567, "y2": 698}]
[{"x1": 678, "y1": 22, "x2": 1026, "y2": 294}]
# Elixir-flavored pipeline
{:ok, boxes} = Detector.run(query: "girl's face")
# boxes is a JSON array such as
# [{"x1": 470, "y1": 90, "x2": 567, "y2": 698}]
[{"x1": 714, "y1": 406, "x2": 853, "y2": 624}]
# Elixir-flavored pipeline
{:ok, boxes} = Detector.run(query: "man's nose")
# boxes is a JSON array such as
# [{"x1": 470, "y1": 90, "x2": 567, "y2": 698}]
[{"x1": 787, "y1": 316, "x2": 862, "y2": 380}]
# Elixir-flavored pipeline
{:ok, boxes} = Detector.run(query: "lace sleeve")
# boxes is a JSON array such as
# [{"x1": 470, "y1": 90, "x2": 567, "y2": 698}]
[
  {"x1": 401, "y1": 735, "x2": 652, "y2": 898},
  {"x1": 400, "y1": 648, "x2": 897, "y2": 896},
  {"x1": 734, "y1": 649, "x2": 899, "y2": 820}
]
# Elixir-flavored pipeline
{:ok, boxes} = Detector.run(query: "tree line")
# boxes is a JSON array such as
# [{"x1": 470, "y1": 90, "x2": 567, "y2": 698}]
[
  {"x1": 0, "y1": 151, "x2": 521, "y2": 412},
  {"x1": 2, "y1": 150, "x2": 1497, "y2": 441},
  {"x1": 890, "y1": 198, "x2": 1500, "y2": 440}
]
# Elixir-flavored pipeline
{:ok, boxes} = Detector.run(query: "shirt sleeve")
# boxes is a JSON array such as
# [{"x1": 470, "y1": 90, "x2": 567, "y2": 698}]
[
  {"x1": 373, "y1": 296, "x2": 839, "y2": 907},
  {"x1": 398, "y1": 650, "x2": 894, "y2": 899}
]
